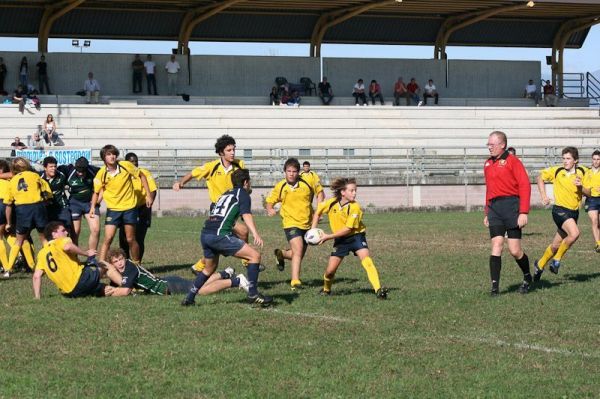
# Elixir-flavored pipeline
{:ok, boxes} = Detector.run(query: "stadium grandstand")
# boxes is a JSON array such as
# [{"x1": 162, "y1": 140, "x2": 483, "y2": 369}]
[{"x1": 1, "y1": 0, "x2": 599, "y2": 211}]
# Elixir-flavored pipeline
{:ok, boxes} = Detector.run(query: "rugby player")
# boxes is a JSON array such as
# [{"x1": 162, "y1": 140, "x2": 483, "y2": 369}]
[{"x1": 583, "y1": 150, "x2": 600, "y2": 252}]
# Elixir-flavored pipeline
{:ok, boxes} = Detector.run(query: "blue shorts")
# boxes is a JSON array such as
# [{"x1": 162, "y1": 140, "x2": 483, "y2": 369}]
[
  {"x1": 15, "y1": 203, "x2": 48, "y2": 234},
  {"x1": 552, "y1": 205, "x2": 579, "y2": 238},
  {"x1": 70, "y1": 197, "x2": 100, "y2": 221},
  {"x1": 332, "y1": 232, "x2": 369, "y2": 257},
  {"x1": 584, "y1": 196, "x2": 600, "y2": 212},
  {"x1": 284, "y1": 227, "x2": 308, "y2": 242},
  {"x1": 105, "y1": 208, "x2": 139, "y2": 227},
  {"x1": 0, "y1": 202, "x2": 6, "y2": 225},
  {"x1": 65, "y1": 266, "x2": 105, "y2": 298},
  {"x1": 200, "y1": 232, "x2": 245, "y2": 259},
  {"x1": 47, "y1": 206, "x2": 73, "y2": 228}
]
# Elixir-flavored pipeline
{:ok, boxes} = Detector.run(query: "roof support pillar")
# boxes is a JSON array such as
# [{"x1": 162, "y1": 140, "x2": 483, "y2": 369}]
[
  {"x1": 551, "y1": 16, "x2": 600, "y2": 97},
  {"x1": 178, "y1": 0, "x2": 246, "y2": 55},
  {"x1": 434, "y1": 1, "x2": 535, "y2": 60},
  {"x1": 38, "y1": 0, "x2": 86, "y2": 53},
  {"x1": 310, "y1": 0, "x2": 397, "y2": 58}
]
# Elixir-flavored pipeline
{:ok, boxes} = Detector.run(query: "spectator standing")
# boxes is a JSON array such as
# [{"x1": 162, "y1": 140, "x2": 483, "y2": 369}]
[
  {"x1": 407, "y1": 78, "x2": 423, "y2": 106},
  {"x1": 393, "y1": 77, "x2": 410, "y2": 106},
  {"x1": 29, "y1": 131, "x2": 45, "y2": 150},
  {"x1": 0, "y1": 57, "x2": 7, "y2": 95},
  {"x1": 352, "y1": 79, "x2": 368, "y2": 106},
  {"x1": 524, "y1": 79, "x2": 539, "y2": 106},
  {"x1": 144, "y1": 54, "x2": 158, "y2": 95},
  {"x1": 423, "y1": 79, "x2": 439, "y2": 105},
  {"x1": 165, "y1": 55, "x2": 180, "y2": 96},
  {"x1": 84, "y1": 72, "x2": 101, "y2": 104},
  {"x1": 318, "y1": 77, "x2": 334, "y2": 105},
  {"x1": 36, "y1": 55, "x2": 51, "y2": 95},
  {"x1": 10, "y1": 136, "x2": 27, "y2": 156},
  {"x1": 131, "y1": 54, "x2": 144, "y2": 94},
  {"x1": 269, "y1": 86, "x2": 280, "y2": 105},
  {"x1": 19, "y1": 57, "x2": 28, "y2": 88},
  {"x1": 368, "y1": 79, "x2": 384, "y2": 105},
  {"x1": 543, "y1": 80, "x2": 558, "y2": 107}
]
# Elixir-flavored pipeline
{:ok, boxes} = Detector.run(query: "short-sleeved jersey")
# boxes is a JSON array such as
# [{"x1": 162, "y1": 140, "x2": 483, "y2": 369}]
[
  {"x1": 35, "y1": 237, "x2": 83, "y2": 294},
  {"x1": 0, "y1": 179, "x2": 9, "y2": 200},
  {"x1": 132, "y1": 168, "x2": 157, "y2": 207},
  {"x1": 41, "y1": 170, "x2": 69, "y2": 209},
  {"x1": 317, "y1": 197, "x2": 366, "y2": 236},
  {"x1": 203, "y1": 187, "x2": 251, "y2": 236},
  {"x1": 265, "y1": 177, "x2": 322, "y2": 229},
  {"x1": 63, "y1": 165, "x2": 98, "y2": 202},
  {"x1": 539, "y1": 165, "x2": 587, "y2": 210},
  {"x1": 299, "y1": 170, "x2": 323, "y2": 194},
  {"x1": 118, "y1": 260, "x2": 168, "y2": 295},
  {"x1": 190, "y1": 158, "x2": 245, "y2": 204},
  {"x1": 93, "y1": 161, "x2": 139, "y2": 211},
  {"x1": 583, "y1": 167, "x2": 600, "y2": 198},
  {"x1": 4, "y1": 171, "x2": 52, "y2": 205}
]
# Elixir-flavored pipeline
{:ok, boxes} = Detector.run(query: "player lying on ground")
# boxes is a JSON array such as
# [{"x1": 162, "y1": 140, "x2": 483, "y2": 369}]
[{"x1": 311, "y1": 177, "x2": 388, "y2": 299}]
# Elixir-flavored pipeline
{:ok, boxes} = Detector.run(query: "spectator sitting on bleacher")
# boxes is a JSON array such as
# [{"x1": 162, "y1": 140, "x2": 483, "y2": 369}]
[
  {"x1": 407, "y1": 78, "x2": 423, "y2": 106},
  {"x1": 84, "y1": 72, "x2": 101, "y2": 104},
  {"x1": 42, "y1": 114, "x2": 63, "y2": 146},
  {"x1": 353, "y1": 79, "x2": 368, "y2": 106},
  {"x1": 12, "y1": 84, "x2": 27, "y2": 114},
  {"x1": 10, "y1": 136, "x2": 27, "y2": 156},
  {"x1": 29, "y1": 131, "x2": 45, "y2": 150},
  {"x1": 543, "y1": 80, "x2": 558, "y2": 107},
  {"x1": 423, "y1": 79, "x2": 439, "y2": 105},
  {"x1": 318, "y1": 77, "x2": 334, "y2": 105},
  {"x1": 270, "y1": 86, "x2": 280, "y2": 105},
  {"x1": 393, "y1": 77, "x2": 410, "y2": 106},
  {"x1": 286, "y1": 90, "x2": 301, "y2": 107},
  {"x1": 523, "y1": 79, "x2": 539, "y2": 106},
  {"x1": 280, "y1": 89, "x2": 291, "y2": 105},
  {"x1": 368, "y1": 80, "x2": 384, "y2": 106}
]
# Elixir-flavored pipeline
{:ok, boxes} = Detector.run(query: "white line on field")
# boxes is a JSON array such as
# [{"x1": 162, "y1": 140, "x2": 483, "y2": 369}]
[{"x1": 254, "y1": 307, "x2": 356, "y2": 323}]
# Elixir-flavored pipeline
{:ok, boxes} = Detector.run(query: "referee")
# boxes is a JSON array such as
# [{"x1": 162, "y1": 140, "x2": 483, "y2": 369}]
[{"x1": 483, "y1": 131, "x2": 532, "y2": 296}]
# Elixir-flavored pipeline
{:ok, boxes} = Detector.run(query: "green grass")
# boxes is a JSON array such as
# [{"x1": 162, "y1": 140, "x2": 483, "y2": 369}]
[{"x1": 1, "y1": 210, "x2": 600, "y2": 398}]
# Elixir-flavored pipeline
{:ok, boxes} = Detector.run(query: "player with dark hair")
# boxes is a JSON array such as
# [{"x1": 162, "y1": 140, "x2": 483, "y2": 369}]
[
  {"x1": 0, "y1": 159, "x2": 11, "y2": 272},
  {"x1": 311, "y1": 177, "x2": 387, "y2": 299},
  {"x1": 90, "y1": 144, "x2": 152, "y2": 262},
  {"x1": 41, "y1": 156, "x2": 75, "y2": 240},
  {"x1": 534, "y1": 146, "x2": 586, "y2": 280},
  {"x1": 103, "y1": 248, "x2": 249, "y2": 296},
  {"x1": 3, "y1": 157, "x2": 51, "y2": 277},
  {"x1": 118, "y1": 152, "x2": 157, "y2": 262},
  {"x1": 483, "y1": 131, "x2": 532, "y2": 296},
  {"x1": 182, "y1": 168, "x2": 271, "y2": 306},
  {"x1": 32, "y1": 221, "x2": 111, "y2": 299},
  {"x1": 172, "y1": 134, "x2": 247, "y2": 274},
  {"x1": 266, "y1": 157, "x2": 323, "y2": 290},
  {"x1": 583, "y1": 150, "x2": 600, "y2": 252}
]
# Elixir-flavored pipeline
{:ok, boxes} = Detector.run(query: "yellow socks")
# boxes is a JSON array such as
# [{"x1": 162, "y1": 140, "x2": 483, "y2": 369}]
[
  {"x1": 538, "y1": 245, "x2": 555, "y2": 269},
  {"x1": 21, "y1": 240, "x2": 35, "y2": 270},
  {"x1": 554, "y1": 241, "x2": 571, "y2": 261},
  {"x1": 6, "y1": 243, "x2": 20, "y2": 272},
  {"x1": 360, "y1": 256, "x2": 381, "y2": 292},
  {"x1": 291, "y1": 279, "x2": 302, "y2": 289},
  {"x1": 0, "y1": 240, "x2": 8, "y2": 270},
  {"x1": 323, "y1": 274, "x2": 333, "y2": 292},
  {"x1": 191, "y1": 258, "x2": 205, "y2": 272}
]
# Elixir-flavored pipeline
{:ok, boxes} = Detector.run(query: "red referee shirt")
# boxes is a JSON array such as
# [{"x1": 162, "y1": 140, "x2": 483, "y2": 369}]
[{"x1": 484, "y1": 150, "x2": 531, "y2": 214}]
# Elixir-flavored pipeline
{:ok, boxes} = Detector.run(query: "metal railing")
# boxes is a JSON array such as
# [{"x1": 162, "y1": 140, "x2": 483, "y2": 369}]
[
  {"x1": 587, "y1": 72, "x2": 600, "y2": 106},
  {"x1": 561, "y1": 73, "x2": 585, "y2": 98}
]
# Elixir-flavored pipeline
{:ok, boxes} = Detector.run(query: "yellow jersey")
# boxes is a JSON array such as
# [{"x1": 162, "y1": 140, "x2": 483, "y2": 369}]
[
  {"x1": 191, "y1": 158, "x2": 245, "y2": 204},
  {"x1": 0, "y1": 178, "x2": 10, "y2": 200},
  {"x1": 583, "y1": 167, "x2": 600, "y2": 198},
  {"x1": 266, "y1": 177, "x2": 323, "y2": 229},
  {"x1": 4, "y1": 171, "x2": 52, "y2": 205},
  {"x1": 35, "y1": 237, "x2": 83, "y2": 294},
  {"x1": 317, "y1": 197, "x2": 366, "y2": 236},
  {"x1": 93, "y1": 161, "x2": 139, "y2": 211},
  {"x1": 133, "y1": 168, "x2": 157, "y2": 207},
  {"x1": 540, "y1": 165, "x2": 587, "y2": 210}
]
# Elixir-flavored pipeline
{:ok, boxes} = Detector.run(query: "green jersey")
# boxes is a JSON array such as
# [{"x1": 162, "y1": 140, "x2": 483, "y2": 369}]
[{"x1": 40, "y1": 170, "x2": 69, "y2": 209}]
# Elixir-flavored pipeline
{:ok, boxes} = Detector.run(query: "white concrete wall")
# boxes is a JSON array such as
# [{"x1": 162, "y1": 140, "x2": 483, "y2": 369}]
[{"x1": 0, "y1": 51, "x2": 539, "y2": 98}]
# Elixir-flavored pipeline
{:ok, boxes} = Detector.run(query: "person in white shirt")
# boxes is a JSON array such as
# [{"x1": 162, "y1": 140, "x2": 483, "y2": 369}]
[
  {"x1": 165, "y1": 55, "x2": 180, "y2": 96},
  {"x1": 144, "y1": 54, "x2": 158, "y2": 95},
  {"x1": 352, "y1": 78, "x2": 368, "y2": 106},
  {"x1": 523, "y1": 79, "x2": 539, "y2": 106},
  {"x1": 423, "y1": 79, "x2": 439, "y2": 105},
  {"x1": 84, "y1": 72, "x2": 101, "y2": 104}
]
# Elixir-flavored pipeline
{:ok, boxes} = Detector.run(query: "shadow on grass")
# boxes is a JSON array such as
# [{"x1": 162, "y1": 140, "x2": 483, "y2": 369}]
[
  {"x1": 257, "y1": 277, "x2": 359, "y2": 290},
  {"x1": 505, "y1": 279, "x2": 563, "y2": 293},
  {"x1": 564, "y1": 272, "x2": 600, "y2": 282},
  {"x1": 522, "y1": 232, "x2": 544, "y2": 236},
  {"x1": 148, "y1": 263, "x2": 193, "y2": 274}
]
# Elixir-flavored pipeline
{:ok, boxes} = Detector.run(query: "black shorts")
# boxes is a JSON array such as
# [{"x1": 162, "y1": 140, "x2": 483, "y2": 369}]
[
  {"x1": 332, "y1": 232, "x2": 369, "y2": 257},
  {"x1": 584, "y1": 196, "x2": 600, "y2": 212},
  {"x1": 70, "y1": 197, "x2": 100, "y2": 221},
  {"x1": 138, "y1": 205, "x2": 152, "y2": 228},
  {"x1": 105, "y1": 207, "x2": 139, "y2": 227},
  {"x1": 284, "y1": 227, "x2": 307, "y2": 242},
  {"x1": 47, "y1": 206, "x2": 73, "y2": 228},
  {"x1": 487, "y1": 196, "x2": 522, "y2": 239},
  {"x1": 552, "y1": 205, "x2": 579, "y2": 238},
  {"x1": 0, "y1": 202, "x2": 6, "y2": 225},
  {"x1": 15, "y1": 203, "x2": 48, "y2": 235},
  {"x1": 64, "y1": 266, "x2": 105, "y2": 298}
]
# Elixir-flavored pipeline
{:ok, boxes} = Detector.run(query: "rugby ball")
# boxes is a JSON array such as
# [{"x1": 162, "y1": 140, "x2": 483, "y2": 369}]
[{"x1": 304, "y1": 228, "x2": 325, "y2": 245}]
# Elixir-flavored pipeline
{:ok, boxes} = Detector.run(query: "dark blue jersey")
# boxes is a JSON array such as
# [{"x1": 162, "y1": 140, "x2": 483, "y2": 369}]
[{"x1": 203, "y1": 187, "x2": 251, "y2": 236}]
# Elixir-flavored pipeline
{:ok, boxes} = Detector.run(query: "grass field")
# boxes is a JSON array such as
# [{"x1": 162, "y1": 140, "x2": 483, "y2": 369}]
[{"x1": 1, "y1": 209, "x2": 599, "y2": 398}]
